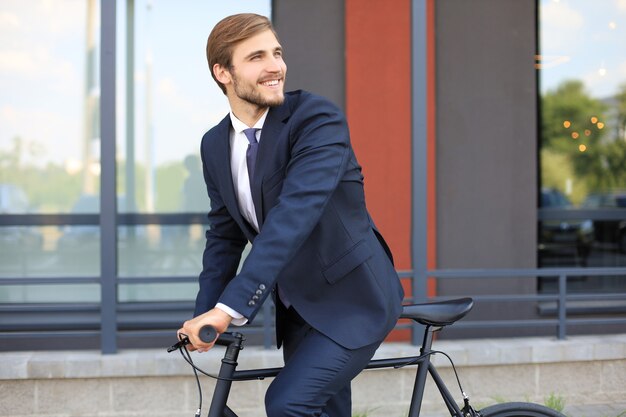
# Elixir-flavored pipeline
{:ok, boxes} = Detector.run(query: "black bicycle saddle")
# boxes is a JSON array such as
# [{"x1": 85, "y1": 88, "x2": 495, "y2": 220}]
[{"x1": 400, "y1": 297, "x2": 474, "y2": 327}]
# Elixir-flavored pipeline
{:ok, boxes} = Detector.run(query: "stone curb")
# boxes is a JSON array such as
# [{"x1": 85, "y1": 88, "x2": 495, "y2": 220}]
[{"x1": 1, "y1": 333, "x2": 624, "y2": 381}]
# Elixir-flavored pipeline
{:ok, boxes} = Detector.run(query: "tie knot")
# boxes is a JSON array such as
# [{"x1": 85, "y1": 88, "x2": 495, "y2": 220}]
[{"x1": 243, "y1": 128, "x2": 259, "y2": 145}]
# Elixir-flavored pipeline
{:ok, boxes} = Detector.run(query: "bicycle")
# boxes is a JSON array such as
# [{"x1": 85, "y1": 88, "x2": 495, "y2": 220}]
[{"x1": 169, "y1": 297, "x2": 566, "y2": 417}]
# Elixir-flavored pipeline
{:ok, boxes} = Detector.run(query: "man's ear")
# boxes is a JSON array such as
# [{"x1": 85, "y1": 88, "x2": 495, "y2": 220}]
[{"x1": 213, "y1": 64, "x2": 232, "y2": 86}]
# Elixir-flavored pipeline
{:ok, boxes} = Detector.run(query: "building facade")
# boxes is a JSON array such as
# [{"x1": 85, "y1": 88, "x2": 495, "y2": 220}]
[{"x1": 1, "y1": 0, "x2": 625, "y2": 352}]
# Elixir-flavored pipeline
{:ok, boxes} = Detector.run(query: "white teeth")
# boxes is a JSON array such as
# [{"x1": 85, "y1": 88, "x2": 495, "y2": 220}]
[{"x1": 262, "y1": 80, "x2": 279, "y2": 86}]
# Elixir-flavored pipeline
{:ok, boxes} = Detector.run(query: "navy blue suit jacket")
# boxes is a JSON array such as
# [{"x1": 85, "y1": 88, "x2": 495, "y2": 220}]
[{"x1": 194, "y1": 90, "x2": 404, "y2": 349}]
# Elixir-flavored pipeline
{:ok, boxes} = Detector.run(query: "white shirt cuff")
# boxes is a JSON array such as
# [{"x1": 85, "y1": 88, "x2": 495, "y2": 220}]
[{"x1": 215, "y1": 303, "x2": 248, "y2": 326}]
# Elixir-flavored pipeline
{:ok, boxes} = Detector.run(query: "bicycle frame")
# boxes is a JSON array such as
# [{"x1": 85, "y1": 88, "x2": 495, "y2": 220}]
[{"x1": 203, "y1": 325, "x2": 466, "y2": 417}]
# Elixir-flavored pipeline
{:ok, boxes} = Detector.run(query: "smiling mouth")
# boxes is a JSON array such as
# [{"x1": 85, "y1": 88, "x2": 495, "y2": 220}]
[{"x1": 260, "y1": 79, "x2": 281, "y2": 87}]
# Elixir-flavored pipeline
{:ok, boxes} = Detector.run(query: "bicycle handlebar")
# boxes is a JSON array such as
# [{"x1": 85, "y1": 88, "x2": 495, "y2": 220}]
[
  {"x1": 199, "y1": 325, "x2": 218, "y2": 343},
  {"x1": 166, "y1": 325, "x2": 221, "y2": 353}
]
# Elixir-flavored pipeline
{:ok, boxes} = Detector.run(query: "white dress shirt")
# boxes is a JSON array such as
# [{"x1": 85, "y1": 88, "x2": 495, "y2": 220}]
[
  {"x1": 215, "y1": 109, "x2": 269, "y2": 326},
  {"x1": 227, "y1": 110, "x2": 268, "y2": 232}
]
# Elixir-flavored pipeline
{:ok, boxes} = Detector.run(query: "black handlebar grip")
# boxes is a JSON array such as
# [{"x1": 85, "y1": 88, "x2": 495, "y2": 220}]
[{"x1": 199, "y1": 325, "x2": 218, "y2": 343}]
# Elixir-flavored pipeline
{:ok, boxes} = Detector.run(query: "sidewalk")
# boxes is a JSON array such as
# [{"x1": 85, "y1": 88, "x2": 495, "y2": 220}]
[
  {"x1": 421, "y1": 402, "x2": 626, "y2": 417},
  {"x1": 1, "y1": 334, "x2": 624, "y2": 417},
  {"x1": 564, "y1": 402, "x2": 626, "y2": 417}
]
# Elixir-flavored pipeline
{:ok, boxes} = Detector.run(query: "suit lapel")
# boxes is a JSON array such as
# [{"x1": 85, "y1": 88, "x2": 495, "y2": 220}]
[
  {"x1": 251, "y1": 99, "x2": 292, "y2": 227},
  {"x1": 213, "y1": 116, "x2": 256, "y2": 238}
]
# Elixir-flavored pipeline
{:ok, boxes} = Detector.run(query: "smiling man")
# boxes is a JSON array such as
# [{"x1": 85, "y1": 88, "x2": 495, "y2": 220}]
[{"x1": 178, "y1": 13, "x2": 404, "y2": 417}]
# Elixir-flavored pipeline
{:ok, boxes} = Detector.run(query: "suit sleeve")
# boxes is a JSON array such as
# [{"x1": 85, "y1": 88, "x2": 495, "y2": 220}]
[
  {"x1": 194, "y1": 134, "x2": 248, "y2": 317},
  {"x1": 217, "y1": 95, "x2": 351, "y2": 321}
]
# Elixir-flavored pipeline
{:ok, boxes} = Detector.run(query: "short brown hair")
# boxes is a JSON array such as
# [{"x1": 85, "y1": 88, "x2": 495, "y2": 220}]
[{"x1": 206, "y1": 13, "x2": 278, "y2": 94}]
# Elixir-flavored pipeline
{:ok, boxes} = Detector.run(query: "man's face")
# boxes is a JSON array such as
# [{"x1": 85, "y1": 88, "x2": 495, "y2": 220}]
[{"x1": 227, "y1": 29, "x2": 287, "y2": 108}]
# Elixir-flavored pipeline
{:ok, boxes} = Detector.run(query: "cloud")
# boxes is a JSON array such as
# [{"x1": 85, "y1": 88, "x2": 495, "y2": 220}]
[
  {"x1": 33, "y1": 0, "x2": 87, "y2": 36},
  {"x1": 540, "y1": 1, "x2": 585, "y2": 52},
  {"x1": 541, "y1": 1, "x2": 584, "y2": 30},
  {"x1": 0, "y1": 105, "x2": 82, "y2": 166},
  {"x1": 1, "y1": 0, "x2": 86, "y2": 39},
  {"x1": 0, "y1": 47, "x2": 80, "y2": 97},
  {"x1": 0, "y1": 50, "x2": 38, "y2": 74},
  {"x1": 0, "y1": 11, "x2": 21, "y2": 30},
  {"x1": 579, "y1": 59, "x2": 626, "y2": 98},
  {"x1": 0, "y1": 1, "x2": 85, "y2": 97}
]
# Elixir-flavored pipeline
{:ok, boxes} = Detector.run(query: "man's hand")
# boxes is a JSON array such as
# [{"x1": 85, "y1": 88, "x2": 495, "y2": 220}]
[{"x1": 177, "y1": 308, "x2": 233, "y2": 352}]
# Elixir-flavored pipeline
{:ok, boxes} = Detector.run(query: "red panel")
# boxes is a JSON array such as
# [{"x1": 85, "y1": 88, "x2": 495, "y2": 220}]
[
  {"x1": 345, "y1": 0, "x2": 412, "y2": 272},
  {"x1": 346, "y1": 0, "x2": 437, "y2": 341}
]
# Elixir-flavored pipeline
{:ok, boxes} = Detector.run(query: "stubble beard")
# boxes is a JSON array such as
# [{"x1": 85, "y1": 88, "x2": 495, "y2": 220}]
[{"x1": 232, "y1": 72, "x2": 285, "y2": 108}]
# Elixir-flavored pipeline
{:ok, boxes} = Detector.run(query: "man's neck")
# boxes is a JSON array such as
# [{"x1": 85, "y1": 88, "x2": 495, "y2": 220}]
[{"x1": 228, "y1": 98, "x2": 268, "y2": 127}]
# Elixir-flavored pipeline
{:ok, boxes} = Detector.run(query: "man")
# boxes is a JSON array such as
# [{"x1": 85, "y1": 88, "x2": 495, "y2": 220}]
[{"x1": 178, "y1": 13, "x2": 404, "y2": 417}]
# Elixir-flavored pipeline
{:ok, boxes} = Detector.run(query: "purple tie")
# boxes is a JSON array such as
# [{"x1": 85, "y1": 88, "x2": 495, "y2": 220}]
[
  {"x1": 243, "y1": 128, "x2": 260, "y2": 186},
  {"x1": 243, "y1": 127, "x2": 290, "y2": 307}
]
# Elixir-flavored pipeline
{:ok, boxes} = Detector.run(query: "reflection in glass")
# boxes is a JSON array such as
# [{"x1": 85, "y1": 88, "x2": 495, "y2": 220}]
[
  {"x1": 115, "y1": 0, "x2": 271, "y2": 213},
  {"x1": 0, "y1": 226, "x2": 100, "y2": 278},
  {"x1": 55, "y1": 225, "x2": 101, "y2": 276},
  {"x1": 0, "y1": 0, "x2": 270, "y2": 309},
  {"x1": 0, "y1": 226, "x2": 45, "y2": 277},
  {"x1": 0, "y1": 0, "x2": 101, "y2": 214},
  {"x1": 539, "y1": 0, "x2": 626, "y2": 278},
  {"x1": 0, "y1": 284, "x2": 99, "y2": 303},
  {"x1": 119, "y1": 283, "x2": 197, "y2": 302},
  {"x1": 582, "y1": 192, "x2": 626, "y2": 255},
  {"x1": 118, "y1": 224, "x2": 205, "y2": 277},
  {"x1": 538, "y1": 188, "x2": 594, "y2": 268},
  {"x1": 112, "y1": 0, "x2": 269, "y2": 304}
]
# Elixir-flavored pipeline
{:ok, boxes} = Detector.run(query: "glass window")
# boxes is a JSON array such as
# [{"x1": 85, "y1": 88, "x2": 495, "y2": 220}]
[
  {"x1": 538, "y1": 0, "x2": 626, "y2": 290},
  {"x1": 0, "y1": 0, "x2": 102, "y2": 287},
  {"x1": 115, "y1": 1, "x2": 272, "y2": 213},
  {"x1": 0, "y1": 0, "x2": 270, "y2": 323},
  {"x1": 0, "y1": 0, "x2": 101, "y2": 214},
  {"x1": 118, "y1": 224, "x2": 204, "y2": 277},
  {"x1": 0, "y1": 283, "x2": 99, "y2": 303},
  {"x1": 114, "y1": 1, "x2": 270, "y2": 300},
  {"x1": 118, "y1": 282, "x2": 197, "y2": 303}
]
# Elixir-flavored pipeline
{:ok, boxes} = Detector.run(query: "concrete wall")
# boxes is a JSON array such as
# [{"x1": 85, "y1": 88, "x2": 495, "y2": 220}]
[
  {"x1": 435, "y1": 0, "x2": 540, "y2": 335},
  {"x1": 436, "y1": 0, "x2": 538, "y2": 269},
  {"x1": 1, "y1": 334, "x2": 624, "y2": 417},
  {"x1": 272, "y1": 0, "x2": 345, "y2": 109}
]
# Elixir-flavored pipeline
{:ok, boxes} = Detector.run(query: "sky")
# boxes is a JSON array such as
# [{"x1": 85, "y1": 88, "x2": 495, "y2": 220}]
[
  {"x1": 0, "y1": 0, "x2": 271, "y2": 169},
  {"x1": 539, "y1": 0, "x2": 626, "y2": 97},
  {"x1": 0, "y1": 0, "x2": 625, "y2": 170}
]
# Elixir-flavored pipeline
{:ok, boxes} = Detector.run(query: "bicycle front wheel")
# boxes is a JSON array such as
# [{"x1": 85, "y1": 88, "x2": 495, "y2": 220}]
[{"x1": 479, "y1": 401, "x2": 566, "y2": 417}]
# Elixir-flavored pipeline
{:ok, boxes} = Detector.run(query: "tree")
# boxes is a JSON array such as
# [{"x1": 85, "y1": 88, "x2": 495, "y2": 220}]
[
  {"x1": 541, "y1": 80, "x2": 608, "y2": 154},
  {"x1": 540, "y1": 79, "x2": 626, "y2": 200},
  {"x1": 616, "y1": 82, "x2": 626, "y2": 142}
]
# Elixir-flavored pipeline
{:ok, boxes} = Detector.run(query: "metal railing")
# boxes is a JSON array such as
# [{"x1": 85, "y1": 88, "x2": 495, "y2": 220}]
[
  {"x1": 1, "y1": 266, "x2": 625, "y2": 352},
  {"x1": 410, "y1": 267, "x2": 626, "y2": 341}
]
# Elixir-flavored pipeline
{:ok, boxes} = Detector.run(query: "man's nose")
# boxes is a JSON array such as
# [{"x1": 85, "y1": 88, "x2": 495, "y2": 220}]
[{"x1": 265, "y1": 57, "x2": 283, "y2": 73}]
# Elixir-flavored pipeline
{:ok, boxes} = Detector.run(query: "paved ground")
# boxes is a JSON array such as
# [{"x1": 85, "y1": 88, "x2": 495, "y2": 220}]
[
  {"x1": 564, "y1": 402, "x2": 626, "y2": 417},
  {"x1": 420, "y1": 403, "x2": 626, "y2": 417}
]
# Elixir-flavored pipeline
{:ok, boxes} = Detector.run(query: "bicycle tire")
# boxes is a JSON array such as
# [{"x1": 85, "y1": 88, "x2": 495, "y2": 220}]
[{"x1": 479, "y1": 401, "x2": 566, "y2": 417}]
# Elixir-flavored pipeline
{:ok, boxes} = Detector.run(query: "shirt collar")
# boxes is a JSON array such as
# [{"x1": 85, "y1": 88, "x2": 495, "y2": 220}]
[{"x1": 229, "y1": 108, "x2": 270, "y2": 134}]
